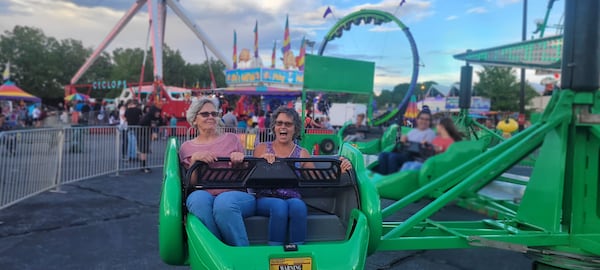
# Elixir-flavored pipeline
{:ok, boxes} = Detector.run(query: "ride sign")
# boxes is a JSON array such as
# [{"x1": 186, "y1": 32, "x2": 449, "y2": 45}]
[
  {"x1": 269, "y1": 257, "x2": 312, "y2": 270},
  {"x1": 226, "y1": 68, "x2": 303, "y2": 86},
  {"x1": 92, "y1": 80, "x2": 128, "y2": 90},
  {"x1": 445, "y1": 96, "x2": 490, "y2": 112}
]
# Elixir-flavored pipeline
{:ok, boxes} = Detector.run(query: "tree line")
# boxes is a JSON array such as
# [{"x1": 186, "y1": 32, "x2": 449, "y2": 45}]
[{"x1": 0, "y1": 25, "x2": 225, "y2": 103}]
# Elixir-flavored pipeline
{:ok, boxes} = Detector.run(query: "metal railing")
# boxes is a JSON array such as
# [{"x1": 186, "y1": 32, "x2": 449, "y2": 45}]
[{"x1": 0, "y1": 125, "x2": 285, "y2": 210}]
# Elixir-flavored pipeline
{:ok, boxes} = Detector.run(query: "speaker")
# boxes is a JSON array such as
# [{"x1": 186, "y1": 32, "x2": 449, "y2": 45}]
[{"x1": 459, "y1": 65, "x2": 473, "y2": 109}]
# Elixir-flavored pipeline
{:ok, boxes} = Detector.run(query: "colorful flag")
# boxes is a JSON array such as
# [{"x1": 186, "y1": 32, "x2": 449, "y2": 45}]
[
  {"x1": 297, "y1": 36, "x2": 306, "y2": 71},
  {"x1": 253, "y1": 20, "x2": 259, "y2": 58},
  {"x1": 2, "y1": 61, "x2": 9, "y2": 81},
  {"x1": 323, "y1": 6, "x2": 333, "y2": 18},
  {"x1": 271, "y1": 40, "x2": 277, "y2": 68},
  {"x1": 282, "y1": 15, "x2": 290, "y2": 55},
  {"x1": 233, "y1": 30, "x2": 237, "y2": 69}
]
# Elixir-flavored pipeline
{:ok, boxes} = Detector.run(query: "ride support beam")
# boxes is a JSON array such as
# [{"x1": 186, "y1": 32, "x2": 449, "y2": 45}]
[
  {"x1": 159, "y1": 0, "x2": 167, "y2": 47},
  {"x1": 166, "y1": 0, "x2": 232, "y2": 69},
  {"x1": 70, "y1": 0, "x2": 147, "y2": 85},
  {"x1": 382, "y1": 115, "x2": 566, "y2": 239},
  {"x1": 148, "y1": 0, "x2": 164, "y2": 81},
  {"x1": 561, "y1": 0, "x2": 600, "y2": 91}
]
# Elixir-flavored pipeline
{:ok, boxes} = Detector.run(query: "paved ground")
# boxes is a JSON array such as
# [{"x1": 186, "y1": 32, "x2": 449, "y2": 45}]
[{"x1": 0, "y1": 168, "x2": 533, "y2": 270}]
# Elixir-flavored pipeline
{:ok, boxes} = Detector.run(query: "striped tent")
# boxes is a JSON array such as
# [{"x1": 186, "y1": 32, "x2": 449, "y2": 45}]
[{"x1": 0, "y1": 80, "x2": 41, "y2": 102}]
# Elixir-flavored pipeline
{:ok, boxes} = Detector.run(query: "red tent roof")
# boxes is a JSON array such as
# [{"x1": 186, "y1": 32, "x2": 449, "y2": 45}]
[{"x1": 0, "y1": 80, "x2": 41, "y2": 102}]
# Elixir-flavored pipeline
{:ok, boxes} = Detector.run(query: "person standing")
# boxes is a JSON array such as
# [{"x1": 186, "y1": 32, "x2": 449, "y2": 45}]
[
  {"x1": 222, "y1": 108, "x2": 237, "y2": 128},
  {"x1": 32, "y1": 105, "x2": 41, "y2": 128},
  {"x1": 138, "y1": 105, "x2": 163, "y2": 173},
  {"x1": 118, "y1": 103, "x2": 128, "y2": 160},
  {"x1": 124, "y1": 100, "x2": 142, "y2": 161},
  {"x1": 169, "y1": 114, "x2": 178, "y2": 138}
]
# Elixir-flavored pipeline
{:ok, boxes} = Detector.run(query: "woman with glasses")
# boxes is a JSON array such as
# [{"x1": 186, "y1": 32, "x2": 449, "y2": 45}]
[
  {"x1": 377, "y1": 110, "x2": 436, "y2": 175},
  {"x1": 179, "y1": 97, "x2": 256, "y2": 246},
  {"x1": 253, "y1": 107, "x2": 352, "y2": 245}
]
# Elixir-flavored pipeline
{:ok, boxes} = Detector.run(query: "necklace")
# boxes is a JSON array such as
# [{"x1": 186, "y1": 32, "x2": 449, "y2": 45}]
[{"x1": 273, "y1": 143, "x2": 296, "y2": 157}]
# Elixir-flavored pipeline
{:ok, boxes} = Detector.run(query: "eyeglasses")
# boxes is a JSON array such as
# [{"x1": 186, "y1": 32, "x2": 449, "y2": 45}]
[
  {"x1": 275, "y1": 121, "x2": 294, "y2": 127},
  {"x1": 197, "y1": 111, "x2": 219, "y2": 118}
]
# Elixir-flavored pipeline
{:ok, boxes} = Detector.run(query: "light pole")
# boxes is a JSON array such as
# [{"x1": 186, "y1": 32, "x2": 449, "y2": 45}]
[
  {"x1": 420, "y1": 84, "x2": 426, "y2": 107},
  {"x1": 519, "y1": 0, "x2": 527, "y2": 131}
]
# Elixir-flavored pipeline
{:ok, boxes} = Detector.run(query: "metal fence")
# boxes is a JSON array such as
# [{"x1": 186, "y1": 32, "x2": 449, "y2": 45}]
[{"x1": 0, "y1": 125, "x2": 286, "y2": 210}]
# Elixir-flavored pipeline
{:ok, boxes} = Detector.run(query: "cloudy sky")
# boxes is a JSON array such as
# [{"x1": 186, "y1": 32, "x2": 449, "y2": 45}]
[{"x1": 0, "y1": 0, "x2": 564, "y2": 93}]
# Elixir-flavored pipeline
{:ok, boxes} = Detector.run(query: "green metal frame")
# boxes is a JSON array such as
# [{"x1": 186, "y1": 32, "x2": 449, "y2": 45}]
[
  {"x1": 318, "y1": 9, "x2": 421, "y2": 124},
  {"x1": 300, "y1": 54, "x2": 377, "y2": 154},
  {"x1": 345, "y1": 124, "x2": 400, "y2": 155},
  {"x1": 369, "y1": 89, "x2": 600, "y2": 269}
]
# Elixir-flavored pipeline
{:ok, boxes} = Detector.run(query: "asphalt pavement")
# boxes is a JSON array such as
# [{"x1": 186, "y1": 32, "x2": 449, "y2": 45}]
[{"x1": 0, "y1": 168, "x2": 533, "y2": 270}]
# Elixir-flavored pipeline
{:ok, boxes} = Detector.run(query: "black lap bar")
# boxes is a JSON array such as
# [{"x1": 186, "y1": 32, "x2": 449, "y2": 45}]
[{"x1": 185, "y1": 157, "x2": 345, "y2": 189}]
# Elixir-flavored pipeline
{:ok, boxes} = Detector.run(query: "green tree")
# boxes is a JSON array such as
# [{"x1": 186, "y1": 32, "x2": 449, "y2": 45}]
[
  {"x1": 0, "y1": 26, "x2": 110, "y2": 100},
  {"x1": 374, "y1": 81, "x2": 437, "y2": 110},
  {"x1": 474, "y1": 66, "x2": 538, "y2": 112},
  {"x1": 0, "y1": 26, "x2": 59, "y2": 98}
]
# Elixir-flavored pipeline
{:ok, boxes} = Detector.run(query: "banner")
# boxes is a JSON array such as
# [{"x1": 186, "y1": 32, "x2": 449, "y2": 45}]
[
  {"x1": 226, "y1": 68, "x2": 303, "y2": 86},
  {"x1": 445, "y1": 96, "x2": 490, "y2": 112}
]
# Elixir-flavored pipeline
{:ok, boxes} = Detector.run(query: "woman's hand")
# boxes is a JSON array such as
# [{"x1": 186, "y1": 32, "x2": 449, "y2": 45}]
[
  {"x1": 339, "y1": 156, "x2": 353, "y2": 173},
  {"x1": 260, "y1": 153, "x2": 276, "y2": 164},
  {"x1": 190, "y1": 151, "x2": 217, "y2": 164},
  {"x1": 230, "y1": 151, "x2": 245, "y2": 164}
]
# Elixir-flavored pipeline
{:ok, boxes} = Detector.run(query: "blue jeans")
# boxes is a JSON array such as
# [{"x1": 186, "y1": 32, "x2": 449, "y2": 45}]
[
  {"x1": 127, "y1": 131, "x2": 137, "y2": 159},
  {"x1": 186, "y1": 190, "x2": 256, "y2": 246},
  {"x1": 400, "y1": 161, "x2": 423, "y2": 171},
  {"x1": 377, "y1": 151, "x2": 412, "y2": 175},
  {"x1": 256, "y1": 197, "x2": 307, "y2": 245}
]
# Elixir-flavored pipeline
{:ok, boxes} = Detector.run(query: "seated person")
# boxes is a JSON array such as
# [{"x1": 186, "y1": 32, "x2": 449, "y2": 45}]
[
  {"x1": 304, "y1": 111, "x2": 322, "y2": 129},
  {"x1": 400, "y1": 117, "x2": 462, "y2": 171},
  {"x1": 343, "y1": 113, "x2": 367, "y2": 142},
  {"x1": 254, "y1": 107, "x2": 352, "y2": 245},
  {"x1": 377, "y1": 110, "x2": 435, "y2": 175},
  {"x1": 179, "y1": 98, "x2": 255, "y2": 246}
]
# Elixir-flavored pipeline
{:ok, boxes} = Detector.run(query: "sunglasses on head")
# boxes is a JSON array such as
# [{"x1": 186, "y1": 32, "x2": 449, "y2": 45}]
[
  {"x1": 275, "y1": 121, "x2": 294, "y2": 127},
  {"x1": 197, "y1": 111, "x2": 219, "y2": 118}
]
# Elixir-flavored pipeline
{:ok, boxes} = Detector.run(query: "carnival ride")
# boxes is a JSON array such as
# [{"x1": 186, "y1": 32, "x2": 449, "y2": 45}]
[
  {"x1": 160, "y1": 1, "x2": 600, "y2": 269},
  {"x1": 317, "y1": 9, "x2": 420, "y2": 127},
  {"x1": 64, "y1": 0, "x2": 229, "y2": 118}
]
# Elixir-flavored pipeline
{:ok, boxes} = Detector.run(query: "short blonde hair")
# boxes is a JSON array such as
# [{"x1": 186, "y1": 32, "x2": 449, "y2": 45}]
[{"x1": 186, "y1": 97, "x2": 223, "y2": 131}]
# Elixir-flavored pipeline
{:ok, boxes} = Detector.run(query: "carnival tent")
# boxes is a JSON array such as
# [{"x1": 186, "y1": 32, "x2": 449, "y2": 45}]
[{"x1": 0, "y1": 80, "x2": 41, "y2": 102}]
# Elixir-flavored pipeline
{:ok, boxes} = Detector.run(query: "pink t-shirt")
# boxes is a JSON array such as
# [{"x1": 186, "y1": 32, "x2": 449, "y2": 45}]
[
  {"x1": 432, "y1": 136, "x2": 454, "y2": 153},
  {"x1": 179, "y1": 133, "x2": 244, "y2": 195}
]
